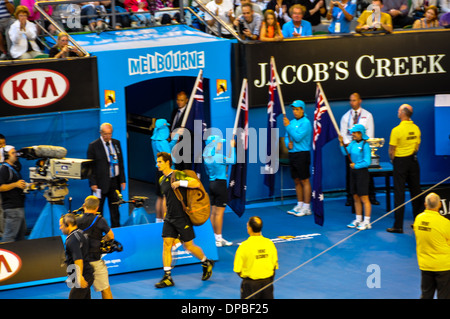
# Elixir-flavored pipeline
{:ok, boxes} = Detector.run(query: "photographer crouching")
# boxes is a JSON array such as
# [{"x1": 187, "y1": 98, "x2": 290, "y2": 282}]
[
  {"x1": 233, "y1": 3, "x2": 262, "y2": 41},
  {"x1": 0, "y1": 146, "x2": 27, "y2": 243}
]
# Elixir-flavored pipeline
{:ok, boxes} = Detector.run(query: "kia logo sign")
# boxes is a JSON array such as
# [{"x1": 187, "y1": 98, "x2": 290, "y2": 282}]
[
  {"x1": 0, "y1": 69, "x2": 69, "y2": 108},
  {"x1": 0, "y1": 249, "x2": 22, "y2": 282}
]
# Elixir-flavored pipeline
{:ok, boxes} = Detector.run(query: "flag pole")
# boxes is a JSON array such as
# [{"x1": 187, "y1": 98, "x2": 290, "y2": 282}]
[
  {"x1": 228, "y1": 78, "x2": 247, "y2": 160},
  {"x1": 316, "y1": 82, "x2": 352, "y2": 163},
  {"x1": 181, "y1": 69, "x2": 203, "y2": 128},
  {"x1": 271, "y1": 56, "x2": 286, "y2": 115},
  {"x1": 316, "y1": 82, "x2": 339, "y2": 134},
  {"x1": 232, "y1": 78, "x2": 247, "y2": 138}
]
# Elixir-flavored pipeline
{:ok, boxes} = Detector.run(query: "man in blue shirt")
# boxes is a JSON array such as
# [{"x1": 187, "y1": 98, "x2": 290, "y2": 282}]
[
  {"x1": 283, "y1": 100, "x2": 313, "y2": 217},
  {"x1": 326, "y1": 0, "x2": 356, "y2": 34},
  {"x1": 282, "y1": 4, "x2": 313, "y2": 38}
]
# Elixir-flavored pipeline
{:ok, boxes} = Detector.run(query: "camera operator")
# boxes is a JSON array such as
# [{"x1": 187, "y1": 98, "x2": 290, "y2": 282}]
[
  {"x1": 233, "y1": 3, "x2": 262, "y2": 40},
  {"x1": 0, "y1": 146, "x2": 27, "y2": 243},
  {"x1": 76, "y1": 195, "x2": 114, "y2": 299},
  {"x1": 49, "y1": 32, "x2": 85, "y2": 58}
]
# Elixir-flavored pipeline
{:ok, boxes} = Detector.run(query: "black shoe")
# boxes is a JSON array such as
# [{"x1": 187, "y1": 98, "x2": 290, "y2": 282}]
[
  {"x1": 155, "y1": 273, "x2": 174, "y2": 288},
  {"x1": 386, "y1": 227, "x2": 403, "y2": 234},
  {"x1": 201, "y1": 259, "x2": 214, "y2": 281}
]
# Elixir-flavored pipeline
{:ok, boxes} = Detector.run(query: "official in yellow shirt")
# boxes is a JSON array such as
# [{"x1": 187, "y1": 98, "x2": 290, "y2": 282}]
[
  {"x1": 413, "y1": 193, "x2": 450, "y2": 299},
  {"x1": 387, "y1": 104, "x2": 423, "y2": 233},
  {"x1": 234, "y1": 216, "x2": 278, "y2": 299}
]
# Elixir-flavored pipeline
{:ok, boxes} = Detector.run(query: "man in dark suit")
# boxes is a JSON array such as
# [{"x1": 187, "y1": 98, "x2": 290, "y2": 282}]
[
  {"x1": 170, "y1": 91, "x2": 192, "y2": 171},
  {"x1": 87, "y1": 123, "x2": 126, "y2": 228},
  {"x1": 170, "y1": 91, "x2": 188, "y2": 132}
]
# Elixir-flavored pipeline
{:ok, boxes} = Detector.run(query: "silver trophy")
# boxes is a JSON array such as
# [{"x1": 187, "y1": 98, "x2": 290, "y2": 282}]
[{"x1": 367, "y1": 138, "x2": 385, "y2": 168}]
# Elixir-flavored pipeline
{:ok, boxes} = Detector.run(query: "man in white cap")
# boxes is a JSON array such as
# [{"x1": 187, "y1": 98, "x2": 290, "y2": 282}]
[
  {"x1": 283, "y1": 100, "x2": 313, "y2": 217},
  {"x1": 0, "y1": 145, "x2": 27, "y2": 242}
]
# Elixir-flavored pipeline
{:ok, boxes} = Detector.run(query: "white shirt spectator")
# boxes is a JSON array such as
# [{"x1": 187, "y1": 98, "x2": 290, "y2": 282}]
[{"x1": 205, "y1": 0, "x2": 234, "y2": 35}]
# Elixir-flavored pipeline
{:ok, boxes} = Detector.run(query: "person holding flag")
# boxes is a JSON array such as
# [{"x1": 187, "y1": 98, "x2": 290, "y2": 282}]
[
  {"x1": 264, "y1": 57, "x2": 284, "y2": 197},
  {"x1": 171, "y1": 70, "x2": 207, "y2": 175},
  {"x1": 203, "y1": 135, "x2": 236, "y2": 247},
  {"x1": 283, "y1": 100, "x2": 313, "y2": 217},
  {"x1": 338, "y1": 124, "x2": 372, "y2": 230},
  {"x1": 311, "y1": 83, "x2": 338, "y2": 226},
  {"x1": 228, "y1": 79, "x2": 249, "y2": 218}
]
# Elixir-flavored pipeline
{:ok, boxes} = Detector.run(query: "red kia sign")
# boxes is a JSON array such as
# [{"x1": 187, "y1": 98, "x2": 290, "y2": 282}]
[
  {"x1": 0, "y1": 249, "x2": 22, "y2": 282},
  {"x1": 0, "y1": 69, "x2": 69, "y2": 108}
]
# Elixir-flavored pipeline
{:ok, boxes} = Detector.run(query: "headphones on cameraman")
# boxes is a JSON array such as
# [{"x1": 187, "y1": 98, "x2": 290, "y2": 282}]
[{"x1": 2, "y1": 146, "x2": 15, "y2": 161}]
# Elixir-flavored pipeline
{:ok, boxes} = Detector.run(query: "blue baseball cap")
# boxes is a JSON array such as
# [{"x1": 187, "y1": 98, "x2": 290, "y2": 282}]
[
  {"x1": 349, "y1": 124, "x2": 369, "y2": 140},
  {"x1": 291, "y1": 100, "x2": 305, "y2": 109},
  {"x1": 205, "y1": 135, "x2": 225, "y2": 145}
]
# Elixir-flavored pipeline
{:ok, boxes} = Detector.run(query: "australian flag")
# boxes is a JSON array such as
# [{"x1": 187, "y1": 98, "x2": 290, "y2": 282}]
[
  {"x1": 312, "y1": 83, "x2": 338, "y2": 226},
  {"x1": 184, "y1": 71, "x2": 207, "y2": 176},
  {"x1": 227, "y1": 81, "x2": 248, "y2": 217},
  {"x1": 263, "y1": 60, "x2": 283, "y2": 197}
]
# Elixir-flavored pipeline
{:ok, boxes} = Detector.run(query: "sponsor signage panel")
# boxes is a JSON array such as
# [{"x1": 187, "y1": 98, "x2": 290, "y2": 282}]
[
  {"x1": 235, "y1": 31, "x2": 450, "y2": 107},
  {"x1": 0, "y1": 57, "x2": 99, "y2": 117},
  {"x1": 0, "y1": 236, "x2": 66, "y2": 287}
]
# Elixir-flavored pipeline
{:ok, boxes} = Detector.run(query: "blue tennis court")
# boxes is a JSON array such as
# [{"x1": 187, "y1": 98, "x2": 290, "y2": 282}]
[{"x1": 0, "y1": 193, "x2": 422, "y2": 299}]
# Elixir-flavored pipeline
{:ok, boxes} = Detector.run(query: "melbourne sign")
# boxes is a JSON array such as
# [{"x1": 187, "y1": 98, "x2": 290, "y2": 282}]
[
  {"x1": 128, "y1": 50, "x2": 206, "y2": 75},
  {"x1": 235, "y1": 30, "x2": 450, "y2": 107}
]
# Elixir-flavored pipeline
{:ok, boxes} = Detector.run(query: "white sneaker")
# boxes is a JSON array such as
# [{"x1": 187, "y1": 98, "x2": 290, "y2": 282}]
[
  {"x1": 295, "y1": 207, "x2": 312, "y2": 217},
  {"x1": 287, "y1": 205, "x2": 302, "y2": 215},
  {"x1": 347, "y1": 220, "x2": 360, "y2": 228},
  {"x1": 356, "y1": 222, "x2": 372, "y2": 230},
  {"x1": 216, "y1": 238, "x2": 232, "y2": 247}
]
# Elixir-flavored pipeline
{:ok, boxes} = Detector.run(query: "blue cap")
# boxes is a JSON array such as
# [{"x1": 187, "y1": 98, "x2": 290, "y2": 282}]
[
  {"x1": 205, "y1": 135, "x2": 225, "y2": 145},
  {"x1": 151, "y1": 119, "x2": 170, "y2": 141},
  {"x1": 291, "y1": 100, "x2": 305, "y2": 109},
  {"x1": 349, "y1": 124, "x2": 369, "y2": 140}
]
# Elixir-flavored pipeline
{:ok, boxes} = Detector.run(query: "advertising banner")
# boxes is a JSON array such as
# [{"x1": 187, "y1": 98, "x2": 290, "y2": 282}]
[
  {"x1": 236, "y1": 30, "x2": 450, "y2": 107},
  {"x1": 0, "y1": 57, "x2": 100, "y2": 117},
  {"x1": 0, "y1": 236, "x2": 66, "y2": 288}
]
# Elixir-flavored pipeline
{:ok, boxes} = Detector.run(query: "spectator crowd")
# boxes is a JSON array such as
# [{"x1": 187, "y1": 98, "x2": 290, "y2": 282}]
[{"x1": 0, "y1": 0, "x2": 449, "y2": 59}]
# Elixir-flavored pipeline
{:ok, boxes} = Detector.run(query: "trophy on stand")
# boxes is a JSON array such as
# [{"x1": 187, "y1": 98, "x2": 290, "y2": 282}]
[{"x1": 367, "y1": 138, "x2": 385, "y2": 168}]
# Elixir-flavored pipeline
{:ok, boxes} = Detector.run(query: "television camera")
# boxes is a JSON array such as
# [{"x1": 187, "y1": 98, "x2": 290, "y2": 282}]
[{"x1": 18, "y1": 145, "x2": 93, "y2": 203}]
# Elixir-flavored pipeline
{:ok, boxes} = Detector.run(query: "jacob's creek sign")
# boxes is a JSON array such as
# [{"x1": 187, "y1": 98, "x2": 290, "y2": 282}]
[
  {"x1": 128, "y1": 50, "x2": 205, "y2": 75},
  {"x1": 0, "y1": 69, "x2": 69, "y2": 108},
  {"x1": 236, "y1": 30, "x2": 450, "y2": 106}
]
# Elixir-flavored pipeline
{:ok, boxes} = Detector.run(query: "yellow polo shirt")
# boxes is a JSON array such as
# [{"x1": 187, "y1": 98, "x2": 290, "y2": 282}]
[
  {"x1": 389, "y1": 120, "x2": 421, "y2": 157},
  {"x1": 413, "y1": 210, "x2": 450, "y2": 271},
  {"x1": 357, "y1": 11, "x2": 392, "y2": 31},
  {"x1": 234, "y1": 235, "x2": 278, "y2": 280}
]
